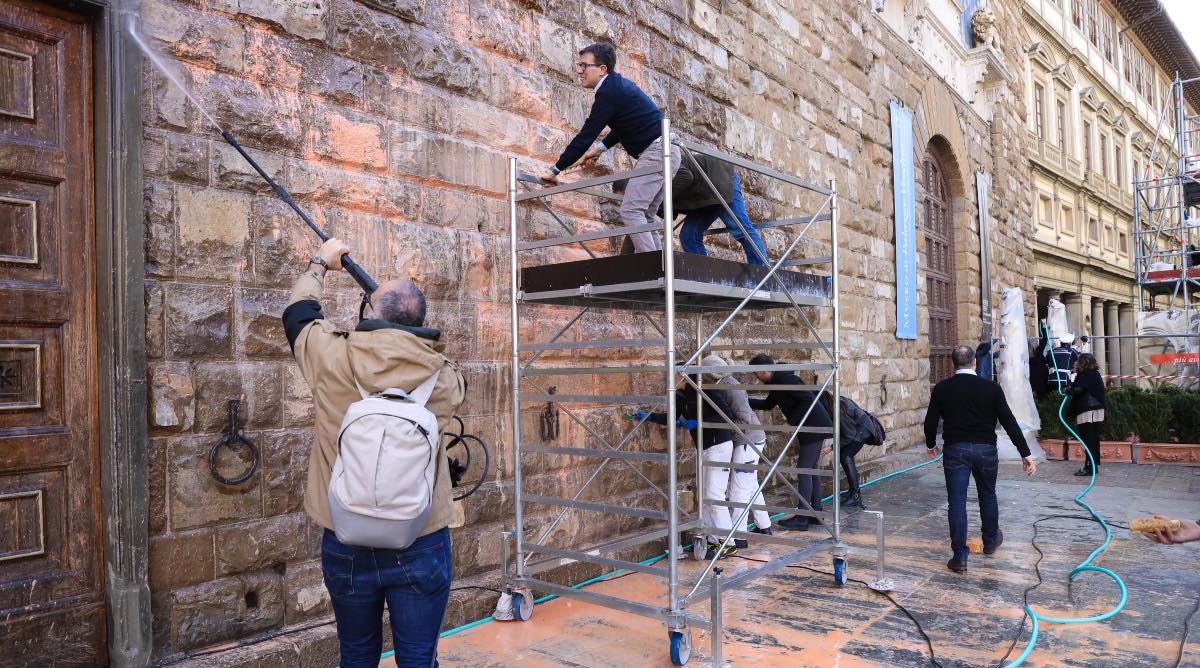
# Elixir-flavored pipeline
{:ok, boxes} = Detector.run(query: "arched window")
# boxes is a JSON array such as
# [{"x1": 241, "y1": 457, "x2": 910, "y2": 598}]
[{"x1": 923, "y1": 149, "x2": 957, "y2": 383}]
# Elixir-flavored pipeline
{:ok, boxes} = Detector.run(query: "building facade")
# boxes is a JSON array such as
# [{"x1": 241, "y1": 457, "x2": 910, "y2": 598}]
[
  {"x1": 1022, "y1": 0, "x2": 1200, "y2": 377},
  {"x1": 0, "y1": 0, "x2": 1033, "y2": 665}
]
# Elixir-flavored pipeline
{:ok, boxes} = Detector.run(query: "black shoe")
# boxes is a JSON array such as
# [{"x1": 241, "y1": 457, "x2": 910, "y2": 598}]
[
  {"x1": 841, "y1": 493, "x2": 863, "y2": 508},
  {"x1": 947, "y1": 557, "x2": 968, "y2": 574},
  {"x1": 1073, "y1": 467, "x2": 1093, "y2": 477},
  {"x1": 734, "y1": 539, "x2": 749, "y2": 549},
  {"x1": 750, "y1": 525, "x2": 773, "y2": 536},
  {"x1": 984, "y1": 531, "x2": 1004, "y2": 555},
  {"x1": 778, "y1": 516, "x2": 810, "y2": 531}
]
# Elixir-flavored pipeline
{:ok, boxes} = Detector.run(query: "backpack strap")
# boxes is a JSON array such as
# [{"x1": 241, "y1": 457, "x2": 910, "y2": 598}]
[{"x1": 376, "y1": 369, "x2": 442, "y2": 406}]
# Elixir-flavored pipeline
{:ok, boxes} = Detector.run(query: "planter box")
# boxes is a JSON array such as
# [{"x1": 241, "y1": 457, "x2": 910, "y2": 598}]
[
  {"x1": 1065, "y1": 440, "x2": 1134, "y2": 464},
  {"x1": 1133, "y1": 443, "x2": 1200, "y2": 466},
  {"x1": 1041, "y1": 439, "x2": 1069, "y2": 461}
]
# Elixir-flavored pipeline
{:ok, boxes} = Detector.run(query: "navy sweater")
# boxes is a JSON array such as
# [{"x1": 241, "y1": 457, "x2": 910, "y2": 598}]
[{"x1": 554, "y1": 72, "x2": 662, "y2": 171}]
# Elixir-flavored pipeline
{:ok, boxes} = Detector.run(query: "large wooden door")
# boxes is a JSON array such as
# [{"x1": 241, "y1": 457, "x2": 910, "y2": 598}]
[
  {"x1": 0, "y1": 2, "x2": 105, "y2": 665},
  {"x1": 923, "y1": 151, "x2": 957, "y2": 384}
]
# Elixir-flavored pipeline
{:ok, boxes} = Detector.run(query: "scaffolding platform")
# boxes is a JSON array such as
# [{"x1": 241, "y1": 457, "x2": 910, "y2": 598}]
[{"x1": 519, "y1": 250, "x2": 831, "y2": 312}]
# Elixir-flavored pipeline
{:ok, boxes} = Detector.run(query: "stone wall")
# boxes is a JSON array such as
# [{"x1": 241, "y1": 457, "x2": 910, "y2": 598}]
[{"x1": 137, "y1": 0, "x2": 1033, "y2": 660}]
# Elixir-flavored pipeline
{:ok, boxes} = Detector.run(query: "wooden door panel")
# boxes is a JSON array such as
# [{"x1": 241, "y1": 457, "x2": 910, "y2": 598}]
[
  {"x1": 0, "y1": 1, "x2": 102, "y2": 665},
  {"x1": 0, "y1": 20, "x2": 64, "y2": 153},
  {"x1": 0, "y1": 327, "x2": 64, "y2": 431},
  {"x1": 0, "y1": 174, "x2": 63, "y2": 289}
]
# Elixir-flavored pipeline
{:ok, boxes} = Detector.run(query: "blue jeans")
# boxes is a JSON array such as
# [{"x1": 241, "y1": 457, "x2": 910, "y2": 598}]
[
  {"x1": 679, "y1": 172, "x2": 768, "y2": 266},
  {"x1": 322, "y1": 527, "x2": 452, "y2": 668},
  {"x1": 942, "y1": 442, "x2": 999, "y2": 561}
]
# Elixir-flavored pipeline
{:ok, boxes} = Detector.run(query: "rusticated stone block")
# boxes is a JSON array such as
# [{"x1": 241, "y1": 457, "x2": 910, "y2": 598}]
[
  {"x1": 216, "y1": 513, "x2": 314, "y2": 575},
  {"x1": 167, "y1": 435, "x2": 262, "y2": 531},
  {"x1": 149, "y1": 361, "x2": 195, "y2": 431},
  {"x1": 193, "y1": 362, "x2": 283, "y2": 431},
  {"x1": 142, "y1": 1, "x2": 245, "y2": 73},
  {"x1": 261, "y1": 429, "x2": 313, "y2": 516},
  {"x1": 212, "y1": 140, "x2": 285, "y2": 193},
  {"x1": 175, "y1": 186, "x2": 253, "y2": 279},
  {"x1": 200, "y1": 70, "x2": 304, "y2": 152},
  {"x1": 149, "y1": 438, "x2": 169, "y2": 536},
  {"x1": 283, "y1": 559, "x2": 331, "y2": 623},
  {"x1": 469, "y1": 0, "x2": 532, "y2": 63},
  {"x1": 144, "y1": 179, "x2": 176, "y2": 277},
  {"x1": 165, "y1": 282, "x2": 232, "y2": 358},
  {"x1": 167, "y1": 132, "x2": 210, "y2": 184},
  {"x1": 146, "y1": 280, "x2": 165, "y2": 359},
  {"x1": 238, "y1": 0, "x2": 327, "y2": 40},
  {"x1": 284, "y1": 364, "x2": 315, "y2": 428},
  {"x1": 154, "y1": 570, "x2": 283, "y2": 650},
  {"x1": 306, "y1": 106, "x2": 387, "y2": 170},
  {"x1": 149, "y1": 529, "x2": 215, "y2": 591},
  {"x1": 390, "y1": 128, "x2": 505, "y2": 192},
  {"x1": 251, "y1": 198, "x2": 314, "y2": 289},
  {"x1": 235, "y1": 287, "x2": 290, "y2": 357}
]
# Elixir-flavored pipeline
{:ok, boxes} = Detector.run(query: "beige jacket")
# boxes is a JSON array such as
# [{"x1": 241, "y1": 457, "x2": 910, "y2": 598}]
[{"x1": 286, "y1": 270, "x2": 466, "y2": 536}]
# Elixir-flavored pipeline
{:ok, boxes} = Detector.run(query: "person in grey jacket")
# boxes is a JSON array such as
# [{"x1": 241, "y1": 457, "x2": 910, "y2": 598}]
[{"x1": 703, "y1": 355, "x2": 773, "y2": 544}]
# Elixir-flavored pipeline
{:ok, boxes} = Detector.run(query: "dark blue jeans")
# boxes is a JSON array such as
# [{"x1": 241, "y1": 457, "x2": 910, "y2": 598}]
[
  {"x1": 942, "y1": 442, "x2": 1000, "y2": 561},
  {"x1": 322, "y1": 527, "x2": 452, "y2": 668},
  {"x1": 679, "y1": 172, "x2": 768, "y2": 266}
]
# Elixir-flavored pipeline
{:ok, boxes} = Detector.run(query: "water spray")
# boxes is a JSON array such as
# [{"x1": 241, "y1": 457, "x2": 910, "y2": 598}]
[
  {"x1": 125, "y1": 17, "x2": 499, "y2": 498},
  {"x1": 126, "y1": 18, "x2": 378, "y2": 300}
]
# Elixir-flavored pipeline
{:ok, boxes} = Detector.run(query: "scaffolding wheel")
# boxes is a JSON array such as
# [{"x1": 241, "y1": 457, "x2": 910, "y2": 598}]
[
  {"x1": 511, "y1": 589, "x2": 534, "y2": 621},
  {"x1": 669, "y1": 627, "x2": 692, "y2": 665},
  {"x1": 833, "y1": 557, "x2": 848, "y2": 587},
  {"x1": 692, "y1": 534, "x2": 707, "y2": 561}
]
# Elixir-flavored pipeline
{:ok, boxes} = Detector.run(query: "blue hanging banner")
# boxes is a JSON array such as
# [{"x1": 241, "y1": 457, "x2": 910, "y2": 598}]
[{"x1": 890, "y1": 102, "x2": 918, "y2": 340}]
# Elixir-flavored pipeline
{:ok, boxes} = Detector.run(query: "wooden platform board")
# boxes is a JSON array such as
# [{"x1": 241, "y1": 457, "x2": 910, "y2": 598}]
[{"x1": 519, "y1": 251, "x2": 831, "y2": 312}]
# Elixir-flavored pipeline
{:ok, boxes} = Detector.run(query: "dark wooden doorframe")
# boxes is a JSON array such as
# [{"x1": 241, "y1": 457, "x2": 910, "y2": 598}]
[
  {"x1": 923, "y1": 149, "x2": 958, "y2": 384},
  {"x1": 22, "y1": 1, "x2": 150, "y2": 666}
]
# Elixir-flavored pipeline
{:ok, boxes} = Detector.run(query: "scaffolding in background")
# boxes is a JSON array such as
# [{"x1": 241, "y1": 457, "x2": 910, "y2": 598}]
[
  {"x1": 1135, "y1": 73, "x2": 1200, "y2": 311},
  {"x1": 499, "y1": 119, "x2": 883, "y2": 665},
  {"x1": 1132, "y1": 74, "x2": 1200, "y2": 385}
]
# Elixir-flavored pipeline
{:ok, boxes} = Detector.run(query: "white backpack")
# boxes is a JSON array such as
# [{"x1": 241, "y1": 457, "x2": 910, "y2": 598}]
[{"x1": 327, "y1": 368, "x2": 441, "y2": 550}]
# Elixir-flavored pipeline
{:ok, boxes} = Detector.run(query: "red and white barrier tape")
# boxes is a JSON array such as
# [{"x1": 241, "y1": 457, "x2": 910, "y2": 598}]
[{"x1": 1103, "y1": 373, "x2": 1200, "y2": 381}]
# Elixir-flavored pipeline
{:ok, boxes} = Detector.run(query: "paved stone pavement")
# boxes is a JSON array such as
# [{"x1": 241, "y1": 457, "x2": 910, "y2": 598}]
[{"x1": 434, "y1": 460, "x2": 1200, "y2": 667}]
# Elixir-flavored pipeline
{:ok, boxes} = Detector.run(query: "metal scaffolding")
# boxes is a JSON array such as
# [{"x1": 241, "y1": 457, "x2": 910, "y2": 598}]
[
  {"x1": 500, "y1": 118, "x2": 879, "y2": 665},
  {"x1": 1135, "y1": 74, "x2": 1200, "y2": 313}
]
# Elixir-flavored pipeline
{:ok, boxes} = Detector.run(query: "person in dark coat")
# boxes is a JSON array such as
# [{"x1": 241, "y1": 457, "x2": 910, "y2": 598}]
[
  {"x1": 747, "y1": 354, "x2": 832, "y2": 531},
  {"x1": 1029, "y1": 330, "x2": 1049, "y2": 399},
  {"x1": 818, "y1": 392, "x2": 871, "y2": 509},
  {"x1": 1066, "y1": 353, "x2": 1106, "y2": 477}
]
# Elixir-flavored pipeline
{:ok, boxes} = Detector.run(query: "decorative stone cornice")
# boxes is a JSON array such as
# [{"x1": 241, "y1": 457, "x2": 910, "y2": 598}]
[{"x1": 1080, "y1": 86, "x2": 1103, "y2": 111}]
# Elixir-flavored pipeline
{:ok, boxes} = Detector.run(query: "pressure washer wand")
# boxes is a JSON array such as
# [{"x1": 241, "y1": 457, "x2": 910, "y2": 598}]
[{"x1": 220, "y1": 130, "x2": 378, "y2": 295}]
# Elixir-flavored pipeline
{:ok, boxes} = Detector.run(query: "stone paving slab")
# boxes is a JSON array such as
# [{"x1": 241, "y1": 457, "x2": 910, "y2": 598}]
[{"x1": 434, "y1": 460, "x2": 1200, "y2": 667}]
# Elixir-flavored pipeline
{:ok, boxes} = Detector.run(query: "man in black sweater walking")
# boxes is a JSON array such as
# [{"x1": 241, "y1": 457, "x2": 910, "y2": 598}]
[
  {"x1": 540, "y1": 43, "x2": 678, "y2": 253},
  {"x1": 924, "y1": 346, "x2": 1038, "y2": 574}
]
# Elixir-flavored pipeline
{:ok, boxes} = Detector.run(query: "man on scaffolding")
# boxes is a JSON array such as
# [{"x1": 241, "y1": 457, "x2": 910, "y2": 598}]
[{"x1": 540, "y1": 42, "x2": 678, "y2": 253}]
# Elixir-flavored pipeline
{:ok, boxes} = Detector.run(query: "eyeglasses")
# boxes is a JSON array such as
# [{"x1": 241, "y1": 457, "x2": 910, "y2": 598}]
[{"x1": 574, "y1": 62, "x2": 604, "y2": 72}]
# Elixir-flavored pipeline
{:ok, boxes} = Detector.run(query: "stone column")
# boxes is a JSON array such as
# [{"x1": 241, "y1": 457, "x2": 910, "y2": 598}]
[
  {"x1": 1090, "y1": 297, "x2": 1106, "y2": 366},
  {"x1": 1105, "y1": 301, "x2": 1121, "y2": 383},
  {"x1": 1063, "y1": 293, "x2": 1085, "y2": 341},
  {"x1": 1118, "y1": 303, "x2": 1137, "y2": 386}
]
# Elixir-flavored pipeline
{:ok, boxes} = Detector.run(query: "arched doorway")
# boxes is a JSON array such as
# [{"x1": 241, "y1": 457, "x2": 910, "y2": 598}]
[{"x1": 924, "y1": 148, "x2": 957, "y2": 383}]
